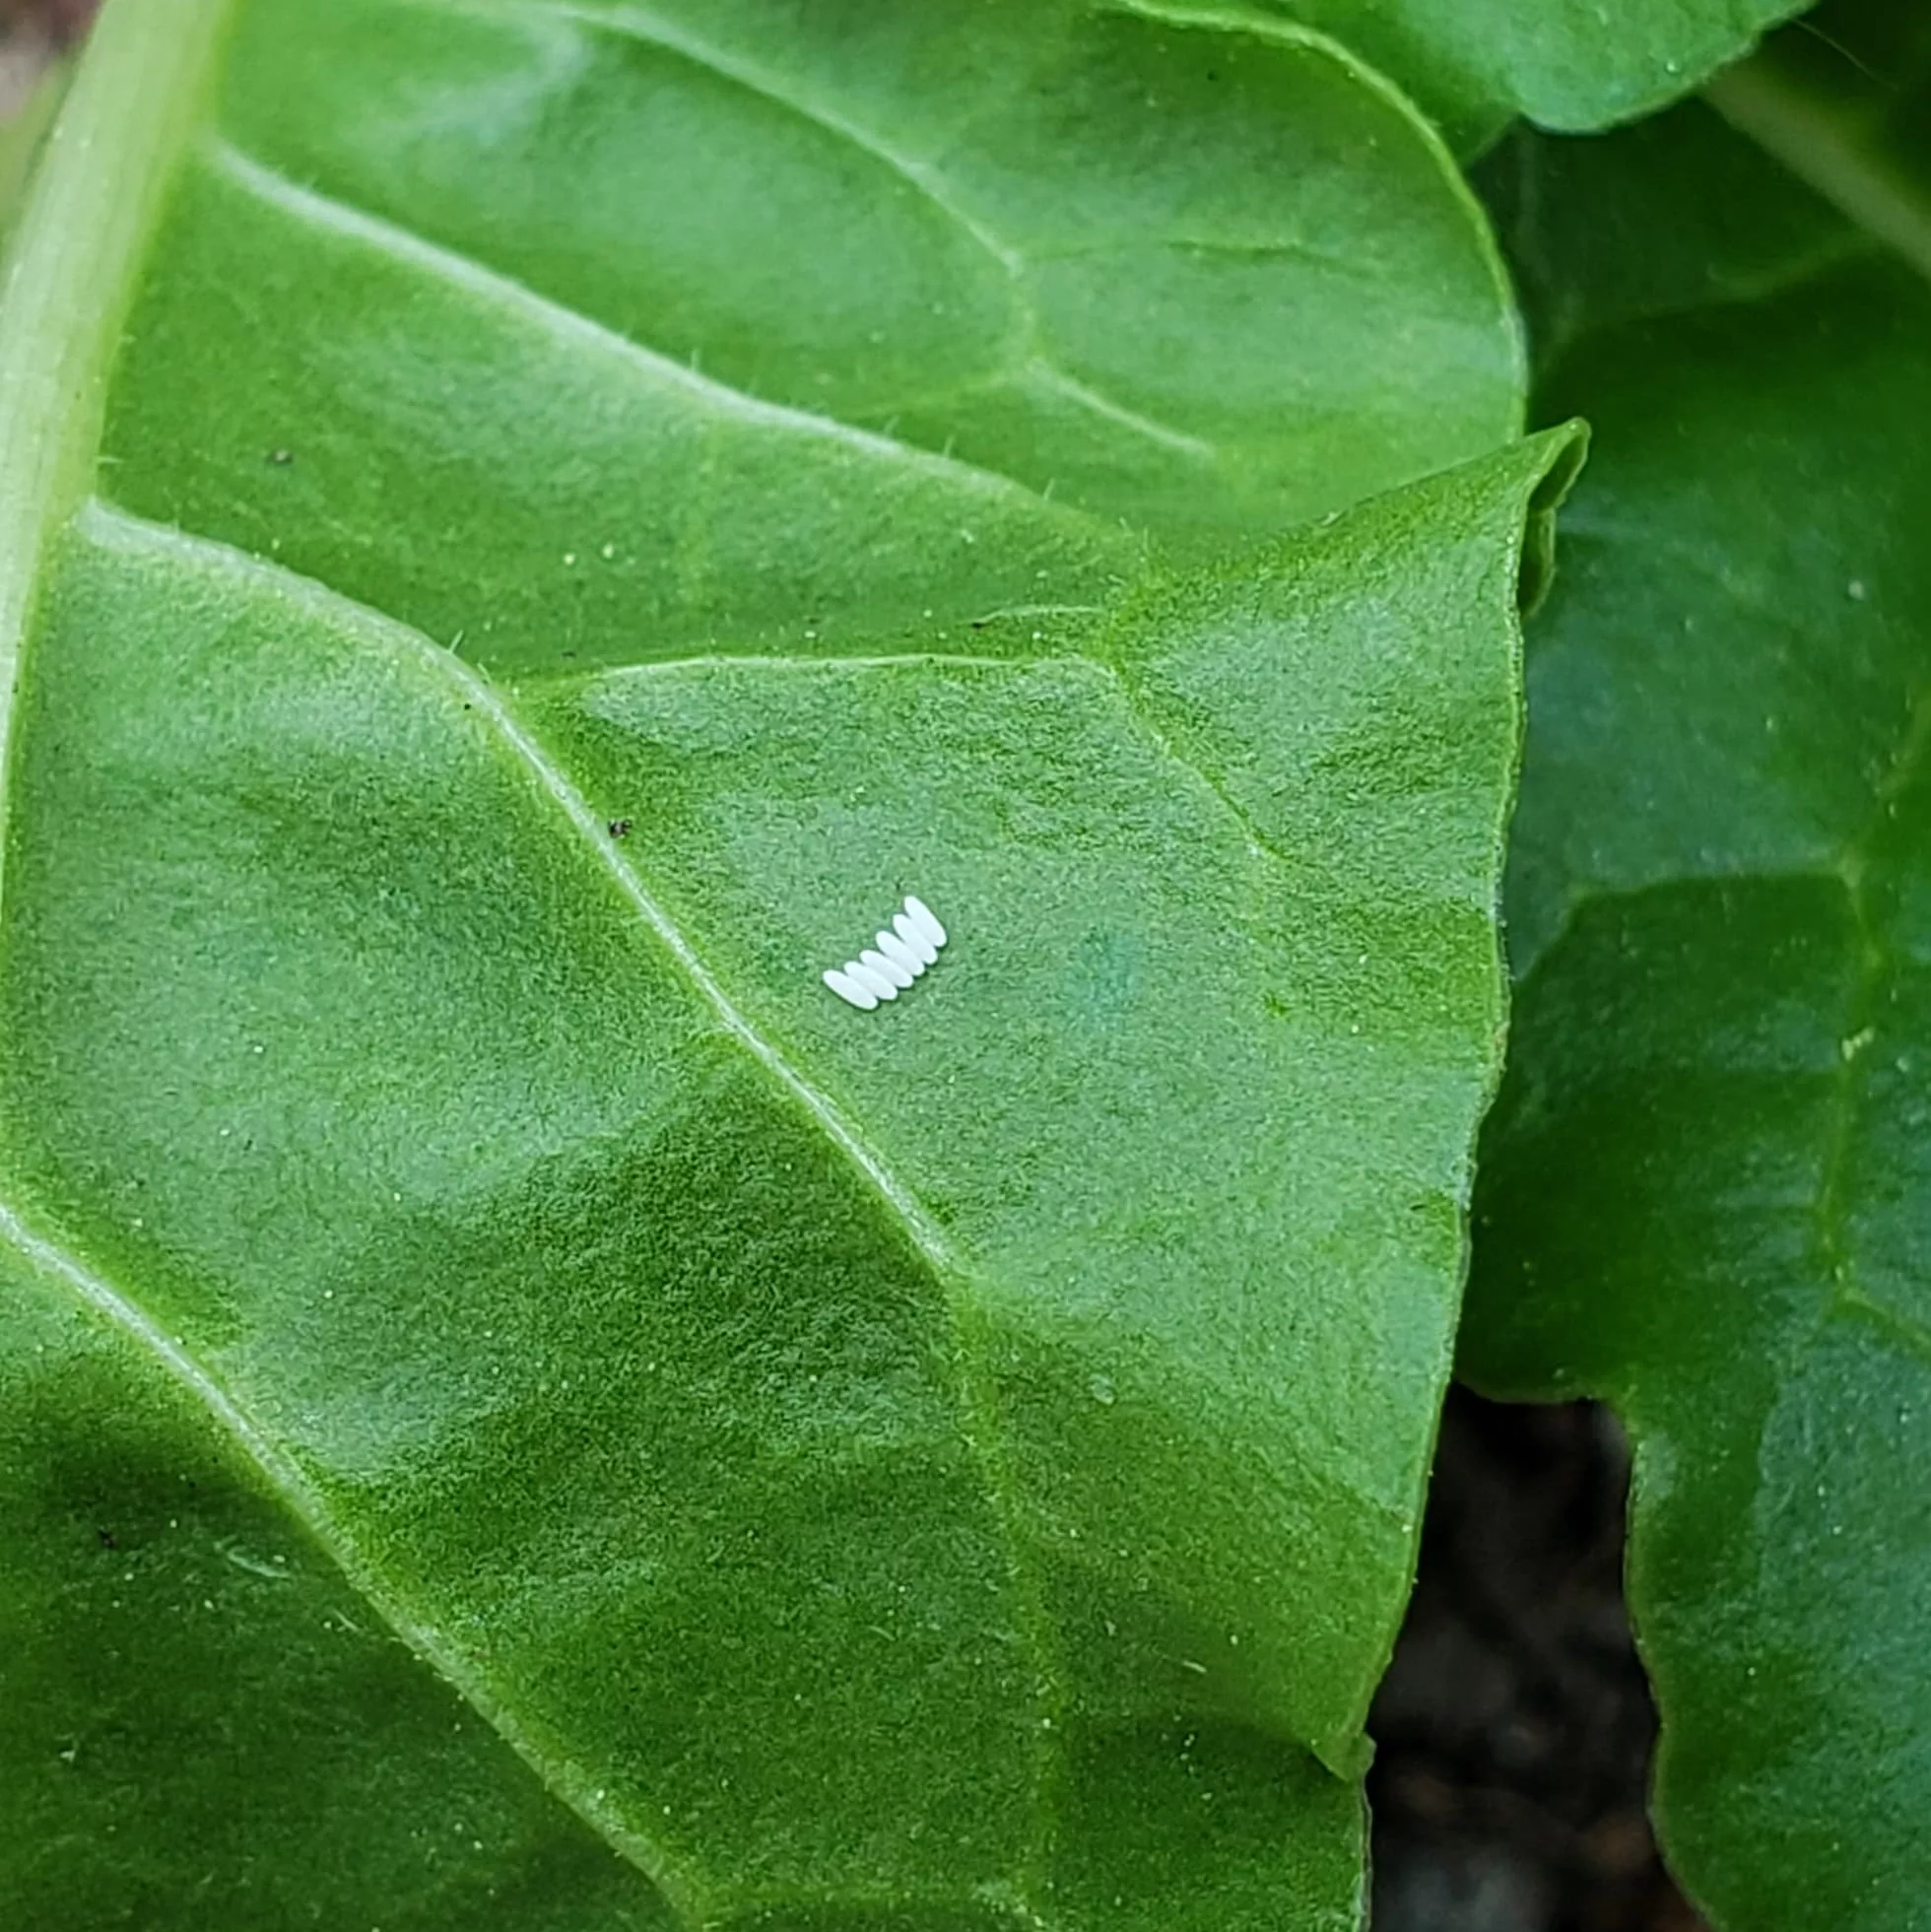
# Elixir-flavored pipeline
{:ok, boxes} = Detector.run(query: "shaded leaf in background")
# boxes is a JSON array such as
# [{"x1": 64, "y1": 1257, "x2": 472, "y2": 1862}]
[
  {"x1": 1465, "y1": 75, "x2": 1931, "y2": 1932},
  {"x1": 1244, "y1": 0, "x2": 1808, "y2": 155},
  {"x1": 0, "y1": 0, "x2": 1574, "y2": 1922},
  {"x1": 1705, "y1": 0, "x2": 1931, "y2": 280}
]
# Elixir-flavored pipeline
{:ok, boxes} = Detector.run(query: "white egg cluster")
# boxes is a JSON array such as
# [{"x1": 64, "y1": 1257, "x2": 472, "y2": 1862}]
[{"x1": 823, "y1": 896, "x2": 947, "y2": 1010}]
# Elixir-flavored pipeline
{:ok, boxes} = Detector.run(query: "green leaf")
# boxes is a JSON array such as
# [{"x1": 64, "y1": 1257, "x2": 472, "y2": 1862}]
[
  {"x1": 1231, "y1": 0, "x2": 1809, "y2": 153},
  {"x1": 0, "y1": 0, "x2": 1575, "y2": 1921},
  {"x1": 0, "y1": 443, "x2": 1583, "y2": 1928},
  {"x1": 96, "y1": 0, "x2": 1526, "y2": 678},
  {"x1": 0, "y1": 1233, "x2": 681, "y2": 1931},
  {"x1": 1464, "y1": 99, "x2": 1931, "y2": 1930}
]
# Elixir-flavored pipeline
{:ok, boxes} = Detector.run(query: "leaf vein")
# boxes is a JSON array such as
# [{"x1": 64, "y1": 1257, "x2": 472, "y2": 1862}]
[
  {"x1": 413, "y1": 574, "x2": 1075, "y2": 1913},
  {"x1": 531, "y1": 0, "x2": 1220, "y2": 461},
  {"x1": 205, "y1": 140, "x2": 1099, "y2": 529}
]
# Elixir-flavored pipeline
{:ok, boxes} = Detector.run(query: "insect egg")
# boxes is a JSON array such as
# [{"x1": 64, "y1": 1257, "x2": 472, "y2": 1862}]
[
  {"x1": 902, "y1": 896, "x2": 946, "y2": 949},
  {"x1": 846, "y1": 959, "x2": 899, "y2": 1001},
  {"x1": 823, "y1": 896, "x2": 947, "y2": 1009},
  {"x1": 876, "y1": 930, "x2": 923, "y2": 974},
  {"x1": 892, "y1": 910, "x2": 938, "y2": 966},
  {"x1": 861, "y1": 946, "x2": 916, "y2": 989},
  {"x1": 823, "y1": 967, "x2": 879, "y2": 1011}
]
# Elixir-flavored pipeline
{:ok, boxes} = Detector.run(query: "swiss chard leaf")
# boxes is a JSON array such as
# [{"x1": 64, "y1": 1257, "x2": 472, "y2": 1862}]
[
  {"x1": 1466, "y1": 93, "x2": 1931, "y2": 1930},
  {"x1": 0, "y1": 0, "x2": 1577, "y2": 1923}
]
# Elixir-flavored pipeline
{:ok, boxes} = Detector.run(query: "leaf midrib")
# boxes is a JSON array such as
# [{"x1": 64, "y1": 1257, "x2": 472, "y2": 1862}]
[
  {"x1": 0, "y1": 1190, "x2": 714, "y2": 1926},
  {"x1": 74, "y1": 494, "x2": 1078, "y2": 1919},
  {"x1": 0, "y1": 7, "x2": 734, "y2": 1913}
]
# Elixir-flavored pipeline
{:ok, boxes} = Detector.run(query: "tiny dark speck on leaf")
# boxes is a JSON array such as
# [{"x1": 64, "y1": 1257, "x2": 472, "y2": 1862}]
[
  {"x1": 608, "y1": 819, "x2": 633, "y2": 838},
  {"x1": 267, "y1": 448, "x2": 293, "y2": 466},
  {"x1": 96, "y1": 1527, "x2": 118, "y2": 1550}
]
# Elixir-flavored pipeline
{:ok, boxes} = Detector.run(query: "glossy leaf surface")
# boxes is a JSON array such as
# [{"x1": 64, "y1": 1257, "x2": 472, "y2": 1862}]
[
  {"x1": 0, "y1": 0, "x2": 1571, "y2": 1922},
  {"x1": 109, "y1": 0, "x2": 1525, "y2": 673},
  {"x1": 1466, "y1": 97, "x2": 1931, "y2": 1930}
]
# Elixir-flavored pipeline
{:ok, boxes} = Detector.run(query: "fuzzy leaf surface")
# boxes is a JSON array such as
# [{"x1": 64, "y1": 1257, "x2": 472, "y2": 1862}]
[{"x1": 0, "y1": 0, "x2": 1569, "y2": 1923}]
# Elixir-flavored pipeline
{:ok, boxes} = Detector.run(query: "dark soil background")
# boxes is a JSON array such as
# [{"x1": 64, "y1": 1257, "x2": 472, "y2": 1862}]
[
  {"x1": 0, "y1": 0, "x2": 91, "y2": 36},
  {"x1": 1, "y1": 5, "x2": 1706, "y2": 1925},
  {"x1": 0, "y1": 0, "x2": 89, "y2": 119},
  {"x1": 1369, "y1": 1388, "x2": 1710, "y2": 1932}
]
